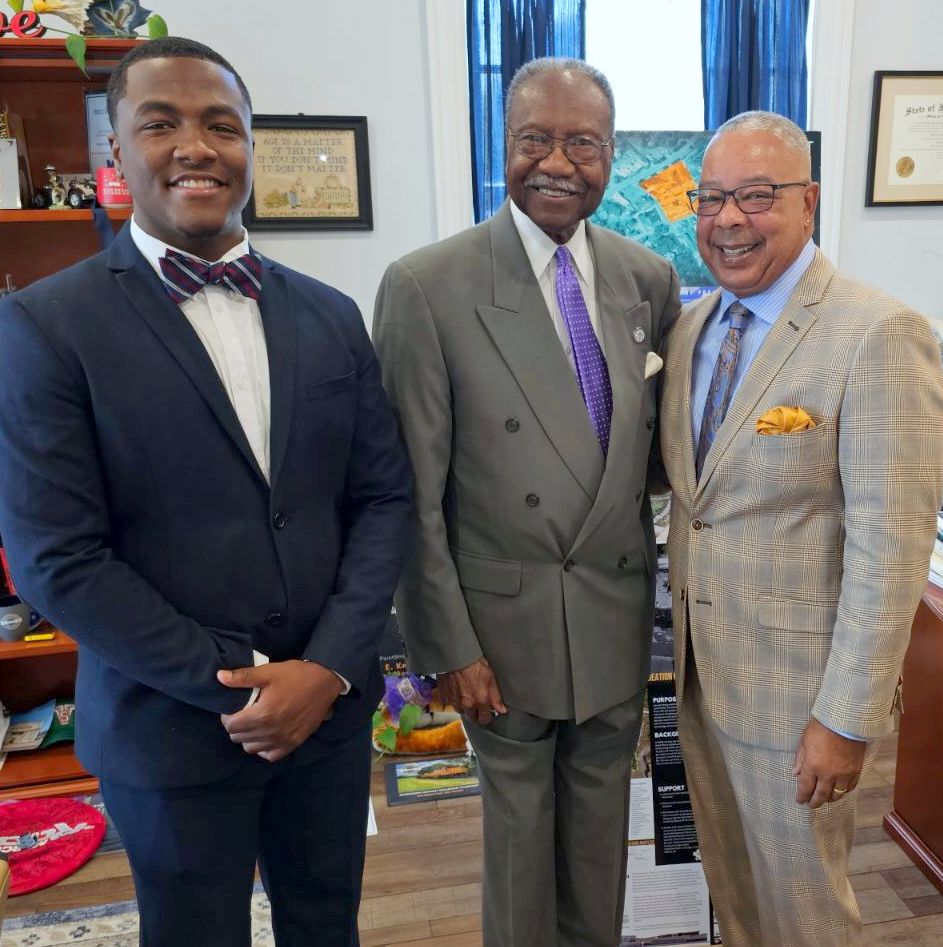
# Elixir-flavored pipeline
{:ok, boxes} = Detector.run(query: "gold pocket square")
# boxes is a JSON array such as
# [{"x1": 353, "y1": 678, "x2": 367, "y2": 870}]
[
  {"x1": 755, "y1": 406, "x2": 816, "y2": 435},
  {"x1": 644, "y1": 352, "x2": 664, "y2": 379}
]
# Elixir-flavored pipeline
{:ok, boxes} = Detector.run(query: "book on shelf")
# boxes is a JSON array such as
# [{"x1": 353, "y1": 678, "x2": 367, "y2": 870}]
[{"x1": 1, "y1": 697, "x2": 55, "y2": 752}]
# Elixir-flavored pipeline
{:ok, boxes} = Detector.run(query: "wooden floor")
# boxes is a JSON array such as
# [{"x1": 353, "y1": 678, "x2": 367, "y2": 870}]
[{"x1": 6, "y1": 729, "x2": 943, "y2": 946}]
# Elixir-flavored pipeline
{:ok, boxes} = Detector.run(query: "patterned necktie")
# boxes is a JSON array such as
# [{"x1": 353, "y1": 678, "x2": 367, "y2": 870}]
[
  {"x1": 695, "y1": 301, "x2": 753, "y2": 477},
  {"x1": 159, "y1": 248, "x2": 263, "y2": 305},
  {"x1": 554, "y1": 245, "x2": 613, "y2": 455}
]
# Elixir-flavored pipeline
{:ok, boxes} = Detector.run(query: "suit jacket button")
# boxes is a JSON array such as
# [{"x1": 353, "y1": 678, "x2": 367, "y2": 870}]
[
  {"x1": 505, "y1": 418, "x2": 520, "y2": 433},
  {"x1": 646, "y1": 417, "x2": 655, "y2": 430},
  {"x1": 265, "y1": 612, "x2": 283, "y2": 626},
  {"x1": 563, "y1": 559, "x2": 575, "y2": 572},
  {"x1": 680, "y1": 588, "x2": 686, "y2": 601},
  {"x1": 617, "y1": 555, "x2": 629, "y2": 570},
  {"x1": 273, "y1": 511, "x2": 288, "y2": 530},
  {"x1": 635, "y1": 489, "x2": 642, "y2": 501},
  {"x1": 691, "y1": 519, "x2": 703, "y2": 531},
  {"x1": 526, "y1": 493, "x2": 540, "y2": 507}
]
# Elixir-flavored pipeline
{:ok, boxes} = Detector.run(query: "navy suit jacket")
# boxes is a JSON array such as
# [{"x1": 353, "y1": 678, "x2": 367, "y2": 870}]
[{"x1": 0, "y1": 225, "x2": 412, "y2": 788}]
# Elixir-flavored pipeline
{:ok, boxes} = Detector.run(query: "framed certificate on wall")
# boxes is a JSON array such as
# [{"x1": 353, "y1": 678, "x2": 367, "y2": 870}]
[{"x1": 866, "y1": 71, "x2": 943, "y2": 206}]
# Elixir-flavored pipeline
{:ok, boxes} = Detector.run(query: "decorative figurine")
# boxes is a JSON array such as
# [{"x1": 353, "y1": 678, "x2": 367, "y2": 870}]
[
  {"x1": 33, "y1": 165, "x2": 67, "y2": 209},
  {"x1": 66, "y1": 177, "x2": 97, "y2": 208}
]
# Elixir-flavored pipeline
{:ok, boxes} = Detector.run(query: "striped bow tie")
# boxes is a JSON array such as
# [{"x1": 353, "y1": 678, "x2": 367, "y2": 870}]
[{"x1": 159, "y1": 248, "x2": 263, "y2": 304}]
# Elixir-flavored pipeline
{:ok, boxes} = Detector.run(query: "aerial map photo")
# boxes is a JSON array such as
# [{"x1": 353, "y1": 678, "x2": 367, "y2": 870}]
[{"x1": 592, "y1": 130, "x2": 716, "y2": 292}]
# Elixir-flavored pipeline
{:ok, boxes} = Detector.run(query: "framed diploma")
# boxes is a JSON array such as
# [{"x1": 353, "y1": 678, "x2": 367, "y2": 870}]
[
  {"x1": 244, "y1": 115, "x2": 373, "y2": 230},
  {"x1": 866, "y1": 71, "x2": 943, "y2": 206}
]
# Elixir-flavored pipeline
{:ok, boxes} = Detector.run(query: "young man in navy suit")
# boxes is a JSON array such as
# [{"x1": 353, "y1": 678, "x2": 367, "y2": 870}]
[{"x1": 0, "y1": 37, "x2": 411, "y2": 946}]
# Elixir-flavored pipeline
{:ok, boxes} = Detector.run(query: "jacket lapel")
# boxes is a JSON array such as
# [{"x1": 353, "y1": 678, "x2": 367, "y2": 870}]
[
  {"x1": 476, "y1": 205, "x2": 604, "y2": 501},
  {"x1": 108, "y1": 226, "x2": 267, "y2": 485},
  {"x1": 258, "y1": 260, "x2": 297, "y2": 488},
  {"x1": 678, "y1": 291, "x2": 721, "y2": 498},
  {"x1": 695, "y1": 251, "x2": 833, "y2": 492}
]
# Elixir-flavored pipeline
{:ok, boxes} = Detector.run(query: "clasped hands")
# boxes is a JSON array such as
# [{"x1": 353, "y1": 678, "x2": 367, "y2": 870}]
[
  {"x1": 438, "y1": 657, "x2": 507, "y2": 726},
  {"x1": 793, "y1": 716, "x2": 867, "y2": 809},
  {"x1": 217, "y1": 659, "x2": 343, "y2": 763}
]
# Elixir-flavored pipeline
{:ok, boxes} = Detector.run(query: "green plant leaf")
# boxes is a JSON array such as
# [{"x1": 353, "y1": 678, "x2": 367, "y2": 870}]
[
  {"x1": 398, "y1": 703, "x2": 421, "y2": 736},
  {"x1": 146, "y1": 14, "x2": 168, "y2": 38},
  {"x1": 8, "y1": 1, "x2": 24, "y2": 14},
  {"x1": 376, "y1": 727, "x2": 397, "y2": 752},
  {"x1": 65, "y1": 33, "x2": 87, "y2": 76}
]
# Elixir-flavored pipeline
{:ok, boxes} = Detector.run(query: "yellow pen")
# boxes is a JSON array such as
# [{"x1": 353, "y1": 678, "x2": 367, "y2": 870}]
[{"x1": 23, "y1": 632, "x2": 55, "y2": 642}]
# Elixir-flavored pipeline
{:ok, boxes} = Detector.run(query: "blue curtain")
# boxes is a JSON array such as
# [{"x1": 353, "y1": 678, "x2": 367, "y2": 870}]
[
  {"x1": 702, "y1": 0, "x2": 810, "y2": 129},
  {"x1": 467, "y1": 0, "x2": 585, "y2": 222}
]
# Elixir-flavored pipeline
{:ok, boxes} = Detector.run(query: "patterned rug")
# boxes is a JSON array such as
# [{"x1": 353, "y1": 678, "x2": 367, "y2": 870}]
[{"x1": 0, "y1": 891, "x2": 275, "y2": 946}]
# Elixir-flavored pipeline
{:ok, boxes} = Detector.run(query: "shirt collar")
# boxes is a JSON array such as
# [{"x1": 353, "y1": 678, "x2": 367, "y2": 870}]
[
  {"x1": 717, "y1": 239, "x2": 816, "y2": 327},
  {"x1": 130, "y1": 217, "x2": 252, "y2": 280},
  {"x1": 509, "y1": 199, "x2": 592, "y2": 284}
]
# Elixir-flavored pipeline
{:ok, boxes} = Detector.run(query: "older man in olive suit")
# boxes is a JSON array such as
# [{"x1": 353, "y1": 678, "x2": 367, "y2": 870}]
[{"x1": 373, "y1": 58, "x2": 679, "y2": 947}]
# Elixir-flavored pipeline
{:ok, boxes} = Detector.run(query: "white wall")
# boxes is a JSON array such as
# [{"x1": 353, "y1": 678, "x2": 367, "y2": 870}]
[
  {"x1": 836, "y1": 0, "x2": 943, "y2": 318},
  {"x1": 139, "y1": 0, "x2": 440, "y2": 322}
]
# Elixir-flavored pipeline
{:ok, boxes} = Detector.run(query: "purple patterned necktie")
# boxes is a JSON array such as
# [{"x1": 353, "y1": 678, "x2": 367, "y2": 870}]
[
  {"x1": 695, "y1": 301, "x2": 753, "y2": 477},
  {"x1": 554, "y1": 246, "x2": 613, "y2": 455},
  {"x1": 159, "y1": 248, "x2": 263, "y2": 305}
]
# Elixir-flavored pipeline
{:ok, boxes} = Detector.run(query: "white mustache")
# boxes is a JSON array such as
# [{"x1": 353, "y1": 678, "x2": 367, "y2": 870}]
[{"x1": 526, "y1": 176, "x2": 584, "y2": 194}]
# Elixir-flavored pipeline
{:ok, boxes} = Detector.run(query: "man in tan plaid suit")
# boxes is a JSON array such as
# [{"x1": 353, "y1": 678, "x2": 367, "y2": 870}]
[{"x1": 660, "y1": 111, "x2": 943, "y2": 946}]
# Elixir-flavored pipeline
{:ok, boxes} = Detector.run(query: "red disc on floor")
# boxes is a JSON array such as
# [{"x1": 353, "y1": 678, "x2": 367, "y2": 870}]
[{"x1": 0, "y1": 796, "x2": 106, "y2": 895}]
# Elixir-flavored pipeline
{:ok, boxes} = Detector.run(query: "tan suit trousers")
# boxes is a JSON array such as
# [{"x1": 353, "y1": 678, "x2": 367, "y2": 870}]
[{"x1": 679, "y1": 659, "x2": 876, "y2": 946}]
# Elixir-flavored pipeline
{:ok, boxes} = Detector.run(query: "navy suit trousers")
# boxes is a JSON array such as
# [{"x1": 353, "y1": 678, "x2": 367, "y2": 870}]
[{"x1": 100, "y1": 724, "x2": 372, "y2": 947}]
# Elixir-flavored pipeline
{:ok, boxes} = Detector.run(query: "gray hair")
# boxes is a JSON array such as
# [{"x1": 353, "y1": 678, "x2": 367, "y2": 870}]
[
  {"x1": 505, "y1": 57, "x2": 615, "y2": 134},
  {"x1": 710, "y1": 111, "x2": 812, "y2": 175}
]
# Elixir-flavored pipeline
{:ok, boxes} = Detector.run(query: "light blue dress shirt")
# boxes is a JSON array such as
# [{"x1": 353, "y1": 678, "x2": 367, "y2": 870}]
[{"x1": 690, "y1": 239, "x2": 817, "y2": 444}]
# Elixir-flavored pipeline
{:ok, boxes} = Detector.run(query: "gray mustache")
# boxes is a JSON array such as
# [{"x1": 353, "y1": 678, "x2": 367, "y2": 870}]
[{"x1": 526, "y1": 176, "x2": 585, "y2": 194}]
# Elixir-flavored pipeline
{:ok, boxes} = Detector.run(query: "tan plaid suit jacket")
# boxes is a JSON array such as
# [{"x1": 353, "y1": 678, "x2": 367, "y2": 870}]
[{"x1": 661, "y1": 249, "x2": 943, "y2": 751}]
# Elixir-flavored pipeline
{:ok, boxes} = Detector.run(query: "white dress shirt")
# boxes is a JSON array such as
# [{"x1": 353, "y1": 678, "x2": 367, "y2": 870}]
[
  {"x1": 509, "y1": 200, "x2": 606, "y2": 368},
  {"x1": 131, "y1": 219, "x2": 271, "y2": 482},
  {"x1": 131, "y1": 219, "x2": 351, "y2": 701}
]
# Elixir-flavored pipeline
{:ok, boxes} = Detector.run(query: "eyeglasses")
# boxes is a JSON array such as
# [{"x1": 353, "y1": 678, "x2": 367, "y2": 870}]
[
  {"x1": 686, "y1": 182, "x2": 810, "y2": 216},
  {"x1": 507, "y1": 131, "x2": 613, "y2": 165}
]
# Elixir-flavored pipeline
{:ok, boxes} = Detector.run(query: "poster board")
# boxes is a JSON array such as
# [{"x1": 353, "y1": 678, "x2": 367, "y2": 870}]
[{"x1": 621, "y1": 551, "x2": 721, "y2": 946}]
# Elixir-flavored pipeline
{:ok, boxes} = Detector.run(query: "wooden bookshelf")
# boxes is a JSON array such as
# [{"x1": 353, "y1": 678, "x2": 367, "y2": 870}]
[
  {"x1": 0, "y1": 207, "x2": 131, "y2": 222},
  {"x1": 0, "y1": 38, "x2": 140, "y2": 800},
  {"x1": 0, "y1": 626, "x2": 78, "y2": 660},
  {"x1": 884, "y1": 583, "x2": 943, "y2": 893},
  {"x1": 0, "y1": 37, "x2": 139, "y2": 81},
  {"x1": 1, "y1": 37, "x2": 138, "y2": 287},
  {"x1": 0, "y1": 745, "x2": 96, "y2": 799},
  {"x1": 0, "y1": 628, "x2": 94, "y2": 800}
]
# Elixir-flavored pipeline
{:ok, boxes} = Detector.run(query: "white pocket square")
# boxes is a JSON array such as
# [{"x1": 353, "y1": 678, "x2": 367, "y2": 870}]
[{"x1": 644, "y1": 351, "x2": 664, "y2": 379}]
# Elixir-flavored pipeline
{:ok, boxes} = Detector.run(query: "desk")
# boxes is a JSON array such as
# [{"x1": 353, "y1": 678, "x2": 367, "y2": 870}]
[{"x1": 884, "y1": 583, "x2": 943, "y2": 893}]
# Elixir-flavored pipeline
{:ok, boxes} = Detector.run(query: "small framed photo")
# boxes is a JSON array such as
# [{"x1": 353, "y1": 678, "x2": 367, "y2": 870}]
[
  {"x1": 244, "y1": 114, "x2": 373, "y2": 230},
  {"x1": 866, "y1": 71, "x2": 943, "y2": 206},
  {"x1": 85, "y1": 91, "x2": 114, "y2": 174}
]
